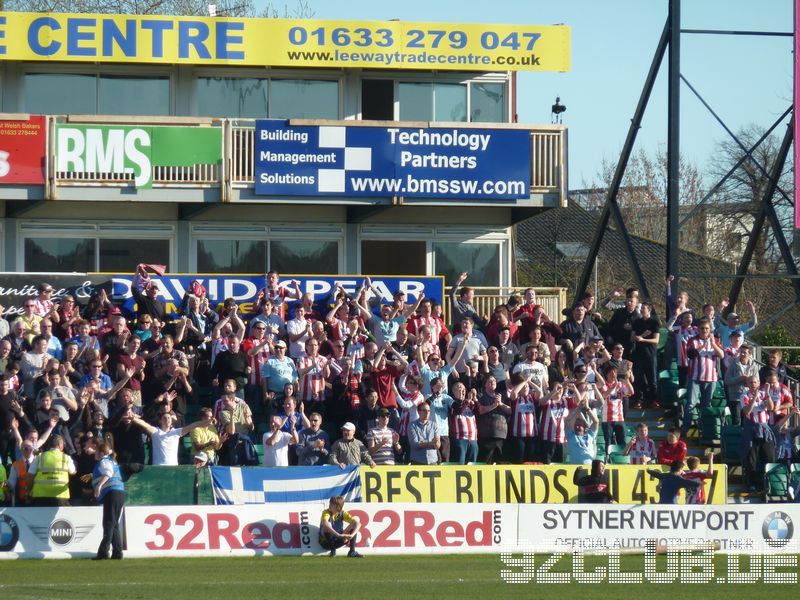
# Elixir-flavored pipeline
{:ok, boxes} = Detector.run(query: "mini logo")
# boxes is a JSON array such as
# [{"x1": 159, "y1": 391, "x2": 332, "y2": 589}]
[
  {"x1": 0, "y1": 514, "x2": 20, "y2": 551},
  {"x1": 49, "y1": 519, "x2": 74, "y2": 546},
  {"x1": 762, "y1": 511, "x2": 794, "y2": 547}
]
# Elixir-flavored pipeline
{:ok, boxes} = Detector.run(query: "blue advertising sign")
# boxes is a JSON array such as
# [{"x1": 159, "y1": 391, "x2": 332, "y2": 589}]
[
  {"x1": 254, "y1": 120, "x2": 531, "y2": 199},
  {"x1": 110, "y1": 273, "x2": 445, "y2": 319}
]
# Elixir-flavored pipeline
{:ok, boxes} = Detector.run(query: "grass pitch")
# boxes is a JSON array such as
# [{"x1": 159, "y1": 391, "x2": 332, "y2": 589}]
[{"x1": 0, "y1": 554, "x2": 796, "y2": 600}]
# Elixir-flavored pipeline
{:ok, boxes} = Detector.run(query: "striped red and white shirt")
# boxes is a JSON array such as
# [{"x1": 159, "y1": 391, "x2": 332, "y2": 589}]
[
  {"x1": 296, "y1": 355, "x2": 328, "y2": 402},
  {"x1": 600, "y1": 382, "x2": 628, "y2": 422},
  {"x1": 540, "y1": 397, "x2": 570, "y2": 443},
  {"x1": 682, "y1": 471, "x2": 711, "y2": 504},
  {"x1": 687, "y1": 336, "x2": 719, "y2": 382},
  {"x1": 241, "y1": 337, "x2": 270, "y2": 386},
  {"x1": 739, "y1": 389, "x2": 770, "y2": 424},
  {"x1": 407, "y1": 316, "x2": 449, "y2": 348},
  {"x1": 672, "y1": 325, "x2": 697, "y2": 368},
  {"x1": 762, "y1": 383, "x2": 793, "y2": 424},
  {"x1": 452, "y1": 403, "x2": 478, "y2": 441},
  {"x1": 627, "y1": 437, "x2": 657, "y2": 464},
  {"x1": 345, "y1": 334, "x2": 368, "y2": 362},
  {"x1": 511, "y1": 393, "x2": 539, "y2": 438},
  {"x1": 327, "y1": 316, "x2": 350, "y2": 341},
  {"x1": 260, "y1": 285, "x2": 295, "y2": 320},
  {"x1": 32, "y1": 298, "x2": 54, "y2": 317},
  {"x1": 397, "y1": 390, "x2": 425, "y2": 436}
]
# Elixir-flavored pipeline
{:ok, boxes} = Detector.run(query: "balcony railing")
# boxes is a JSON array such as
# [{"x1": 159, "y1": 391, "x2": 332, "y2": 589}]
[
  {"x1": 443, "y1": 286, "x2": 567, "y2": 326},
  {"x1": 47, "y1": 115, "x2": 567, "y2": 203}
]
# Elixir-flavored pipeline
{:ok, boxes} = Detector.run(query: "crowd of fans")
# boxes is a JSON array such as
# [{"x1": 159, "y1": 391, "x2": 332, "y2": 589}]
[{"x1": 0, "y1": 265, "x2": 796, "y2": 506}]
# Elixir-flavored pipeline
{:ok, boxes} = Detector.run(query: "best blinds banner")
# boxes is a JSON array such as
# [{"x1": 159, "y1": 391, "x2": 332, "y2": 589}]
[
  {"x1": 0, "y1": 12, "x2": 571, "y2": 72},
  {"x1": 255, "y1": 120, "x2": 531, "y2": 200},
  {"x1": 55, "y1": 124, "x2": 222, "y2": 188}
]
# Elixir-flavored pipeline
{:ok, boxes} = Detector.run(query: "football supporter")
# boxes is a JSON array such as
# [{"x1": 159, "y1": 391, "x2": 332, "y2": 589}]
[
  {"x1": 606, "y1": 289, "x2": 640, "y2": 355},
  {"x1": 559, "y1": 304, "x2": 600, "y2": 355},
  {"x1": 739, "y1": 375, "x2": 775, "y2": 491},
  {"x1": 597, "y1": 363, "x2": 632, "y2": 447},
  {"x1": 647, "y1": 461, "x2": 701, "y2": 504},
  {"x1": 255, "y1": 271, "x2": 302, "y2": 321},
  {"x1": 573, "y1": 459, "x2": 612, "y2": 503},
  {"x1": 426, "y1": 376, "x2": 455, "y2": 463},
  {"x1": 408, "y1": 401, "x2": 440, "y2": 465},
  {"x1": 565, "y1": 393, "x2": 598, "y2": 465},
  {"x1": 624, "y1": 423, "x2": 657, "y2": 465},
  {"x1": 476, "y1": 375, "x2": 511, "y2": 464},
  {"x1": 716, "y1": 299, "x2": 757, "y2": 348},
  {"x1": 671, "y1": 311, "x2": 696, "y2": 389},
  {"x1": 130, "y1": 408, "x2": 210, "y2": 466},
  {"x1": 507, "y1": 373, "x2": 540, "y2": 463},
  {"x1": 406, "y1": 298, "x2": 451, "y2": 356},
  {"x1": 296, "y1": 338, "x2": 330, "y2": 417},
  {"x1": 658, "y1": 428, "x2": 687, "y2": 466},
  {"x1": 328, "y1": 422, "x2": 375, "y2": 468},
  {"x1": 759, "y1": 349, "x2": 788, "y2": 385},
  {"x1": 680, "y1": 318, "x2": 724, "y2": 436},
  {"x1": 366, "y1": 408, "x2": 400, "y2": 465},
  {"x1": 296, "y1": 412, "x2": 330, "y2": 466},
  {"x1": 724, "y1": 344, "x2": 758, "y2": 425},
  {"x1": 450, "y1": 383, "x2": 479, "y2": 465},
  {"x1": 538, "y1": 381, "x2": 573, "y2": 464},
  {"x1": 262, "y1": 415, "x2": 298, "y2": 467},
  {"x1": 630, "y1": 302, "x2": 660, "y2": 408},
  {"x1": 446, "y1": 318, "x2": 486, "y2": 390},
  {"x1": 761, "y1": 368, "x2": 793, "y2": 425},
  {"x1": 683, "y1": 453, "x2": 714, "y2": 504},
  {"x1": 450, "y1": 272, "x2": 488, "y2": 331}
]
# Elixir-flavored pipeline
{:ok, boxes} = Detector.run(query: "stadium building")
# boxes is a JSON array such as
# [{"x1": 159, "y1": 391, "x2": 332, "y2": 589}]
[{"x1": 0, "y1": 12, "x2": 568, "y2": 291}]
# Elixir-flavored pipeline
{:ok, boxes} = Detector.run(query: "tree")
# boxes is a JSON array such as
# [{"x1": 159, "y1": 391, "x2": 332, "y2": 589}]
[
  {"x1": 706, "y1": 124, "x2": 795, "y2": 273},
  {"x1": 3, "y1": 0, "x2": 312, "y2": 17}
]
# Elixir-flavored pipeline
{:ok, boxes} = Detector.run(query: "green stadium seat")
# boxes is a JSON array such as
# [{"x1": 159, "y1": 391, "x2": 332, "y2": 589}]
[
  {"x1": 764, "y1": 462, "x2": 791, "y2": 502},
  {"x1": 608, "y1": 453, "x2": 631, "y2": 464},
  {"x1": 720, "y1": 425, "x2": 742, "y2": 464},
  {"x1": 606, "y1": 443, "x2": 627, "y2": 458}
]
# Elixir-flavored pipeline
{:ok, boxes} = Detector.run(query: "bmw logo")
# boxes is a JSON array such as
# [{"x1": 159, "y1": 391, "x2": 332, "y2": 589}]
[
  {"x1": 0, "y1": 514, "x2": 20, "y2": 551},
  {"x1": 762, "y1": 511, "x2": 794, "y2": 548}
]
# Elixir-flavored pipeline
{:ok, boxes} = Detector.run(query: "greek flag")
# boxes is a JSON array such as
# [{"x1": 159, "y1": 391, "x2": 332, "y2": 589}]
[{"x1": 210, "y1": 466, "x2": 362, "y2": 505}]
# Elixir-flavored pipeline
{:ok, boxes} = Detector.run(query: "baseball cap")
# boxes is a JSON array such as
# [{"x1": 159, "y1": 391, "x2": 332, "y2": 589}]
[
  {"x1": 727, "y1": 312, "x2": 739, "y2": 320},
  {"x1": 377, "y1": 408, "x2": 390, "y2": 417},
  {"x1": 341, "y1": 422, "x2": 356, "y2": 432},
  {"x1": 590, "y1": 335, "x2": 603, "y2": 342},
  {"x1": 274, "y1": 340, "x2": 287, "y2": 348},
  {"x1": 730, "y1": 329, "x2": 743, "y2": 337},
  {"x1": 193, "y1": 451, "x2": 209, "y2": 463}
]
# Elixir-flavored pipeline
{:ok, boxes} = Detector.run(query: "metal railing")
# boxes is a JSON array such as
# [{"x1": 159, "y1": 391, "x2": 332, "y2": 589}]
[
  {"x1": 443, "y1": 286, "x2": 567, "y2": 326},
  {"x1": 47, "y1": 115, "x2": 567, "y2": 202}
]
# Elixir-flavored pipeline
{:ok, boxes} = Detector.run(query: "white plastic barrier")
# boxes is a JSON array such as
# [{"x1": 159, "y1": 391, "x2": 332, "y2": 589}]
[{"x1": 0, "y1": 507, "x2": 105, "y2": 559}]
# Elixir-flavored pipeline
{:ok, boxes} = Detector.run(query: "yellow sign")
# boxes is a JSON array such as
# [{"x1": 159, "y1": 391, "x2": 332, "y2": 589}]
[
  {"x1": 0, "y1": 12, "x2": 570, "y2": 72},
  {"x1": 360, "y1": 465, "x2": 728, "y2": 505}
]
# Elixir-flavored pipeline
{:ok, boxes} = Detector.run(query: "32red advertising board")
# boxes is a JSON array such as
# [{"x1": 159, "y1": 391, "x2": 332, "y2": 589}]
[{"x1": 0, "y1": 115, "x2": 46, "y2": 184}]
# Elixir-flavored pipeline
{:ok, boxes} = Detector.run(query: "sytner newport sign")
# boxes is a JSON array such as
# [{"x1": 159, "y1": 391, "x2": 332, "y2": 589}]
[{"x1": 254, "y1": 120, "x2": 531, "y2": 200}]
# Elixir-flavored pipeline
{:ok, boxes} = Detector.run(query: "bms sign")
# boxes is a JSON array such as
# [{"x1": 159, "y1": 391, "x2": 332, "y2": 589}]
[{"x1": 254, "y1": 120, "x2": 531, "y2": 200}]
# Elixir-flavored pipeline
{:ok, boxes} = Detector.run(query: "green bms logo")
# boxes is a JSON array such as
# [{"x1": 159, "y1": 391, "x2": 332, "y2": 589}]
[
  {"x1": 762, "y1": 511, "x2": 794, "y2": 548},
  {"x1": 0, "y1": 514, "x2": 20, "y2": 551},
  {"x1": 56, "y1": 125, "x2": 222, "y2": 188}
]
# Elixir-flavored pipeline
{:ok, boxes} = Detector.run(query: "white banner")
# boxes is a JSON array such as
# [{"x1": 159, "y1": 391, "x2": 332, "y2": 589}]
[
  {"x1": 0, "y1": 507, "x2": 105, "y2": 558},
  {"x1": 515, "y1": 504, "x2": 800, "y2": 554},
  {"x1": 123, "y1": 503, "x2": 517, "y2": 557}
]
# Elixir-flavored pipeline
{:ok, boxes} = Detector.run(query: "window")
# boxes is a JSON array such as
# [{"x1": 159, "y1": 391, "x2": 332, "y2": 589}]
[
  {"x1": 270, "y1": 79, "x2": 339, "y2": 119},
  {"x1": 98, "y1": 75, "x2": 170, "y2": 116},
  {"x1": 24, "y1": 237, "x2": 96, "y2": 272},
  {"x1": 99, "y1": 239, "x2": 171, "y2": 272},
  {"x1": 470, "y1": 82, "x2": 505, "y2": 122},
  {"x1": 271, "y1": 240, "x2": 338, "y2": 274},
  {"x1": 433, "y1": 242, "x2": 500, "y2": 286},
  {"x1": 24, "y1": 73, "x2": 170, "y2": 115},
  {"x1": 361, "y1": 240, "x2": 427, "y2": 276},
  {"x1": 197, "y1": 239, "x2": 267, "y2": 273},
  {"x1": 398, "y1": 82, "x2": 468, "y2": 122},
  {"x1": 25, "y1": 74, "x2": 97, "y2": 114},
  {"x1": 197, "y1": 77, "x2": 268, "y2": 118},
  {"x1": 20, "y1": 223, "x2": 174, "y2": 271}
]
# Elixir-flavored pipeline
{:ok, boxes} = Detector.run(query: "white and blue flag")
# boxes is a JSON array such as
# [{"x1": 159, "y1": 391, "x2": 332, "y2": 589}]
[{"x1": 210, "y1": 466, "x2": 362, "y2": 505}]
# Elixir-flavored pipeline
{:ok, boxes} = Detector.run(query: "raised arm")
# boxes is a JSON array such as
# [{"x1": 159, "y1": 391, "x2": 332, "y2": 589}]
[{"x1": 131, "y1": 415, "x2": 156, "y2": 437}]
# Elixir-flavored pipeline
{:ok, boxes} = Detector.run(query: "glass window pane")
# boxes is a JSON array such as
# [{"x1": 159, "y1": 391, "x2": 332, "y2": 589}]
[
  {"x1": 398, "y1": 83, "x2": 433, "y2": 121},
  {"x1": 270, "y1": 80, "x2": 338, "y2": 119},
  {"x1": 434, "y1": 83, "x2": 467, "y2": 122},
  {"x1": 24, "y1": 73, "x2": 97, "y2": 114},
  {"x1": 470, "y1": 82, "x2": 505, "y2": 122},
  {"x1": 197, "y1": 239, "x2": 266, "y2": 273},
  {"x1": 270, "y1": 240, "x2": 338, "y2": 275},
  {"x1": 197, "y1": 77, "x2": 268, "y2": 118},
  {"x1": 99, "y1": 75, "x2": 170, "y2": 116},
  {"x1": 24, "y1": 237, "x2": 95, "y2": 272},
  {"x1": 434, "y1": 242, "x2": 499, "y2": 286},
  {"x1": 99, "y1": 238, "x2": 170, "y2": 273}
]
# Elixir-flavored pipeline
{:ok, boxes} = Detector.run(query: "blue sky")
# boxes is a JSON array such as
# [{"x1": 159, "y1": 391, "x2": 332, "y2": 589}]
[{"x1": 267, "y1": 0, "x2": 794, "y2": 189}]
